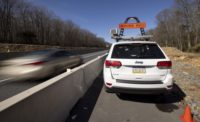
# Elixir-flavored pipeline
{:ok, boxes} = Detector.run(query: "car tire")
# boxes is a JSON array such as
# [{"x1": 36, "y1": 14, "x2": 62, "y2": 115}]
[{"x1": 104, "y1": 85, "x2": 112, "y2": 93}]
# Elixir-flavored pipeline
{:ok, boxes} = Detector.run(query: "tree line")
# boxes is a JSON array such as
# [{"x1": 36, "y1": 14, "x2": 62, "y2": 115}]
[
  {"x1": 148, "y1": 0, "x2": 200, "y2": 52},
  {"x1": 0, "y1": 0, "x2": 106, "y2": 47}
]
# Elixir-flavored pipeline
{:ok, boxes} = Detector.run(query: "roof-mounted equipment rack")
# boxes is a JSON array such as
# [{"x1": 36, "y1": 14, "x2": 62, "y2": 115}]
[{"x1": 110, "y1": 17, "x2": 152, "y2": 42}]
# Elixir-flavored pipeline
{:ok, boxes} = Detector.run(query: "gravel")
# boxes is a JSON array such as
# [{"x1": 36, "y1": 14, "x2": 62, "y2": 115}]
[
  {"x1": 173, "y1": 60, "x2": 200, "y2": 120},
  {"x1": 163, "y1": 47, "x2": 200, "y2": 121}
]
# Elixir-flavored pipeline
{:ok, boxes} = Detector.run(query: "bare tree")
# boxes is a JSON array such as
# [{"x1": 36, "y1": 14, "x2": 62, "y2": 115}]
[
  {"x1": 0, "y1": 0, "x2": 106, "y2": 47},
  {"x1": 148, "y1": 0, "x2": 200, "y2": 52}
]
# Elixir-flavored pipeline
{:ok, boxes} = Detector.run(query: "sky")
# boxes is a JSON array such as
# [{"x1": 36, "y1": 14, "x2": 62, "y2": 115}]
[{"x1": 31, "y1": 0, "x2": 174, "y2": 43}]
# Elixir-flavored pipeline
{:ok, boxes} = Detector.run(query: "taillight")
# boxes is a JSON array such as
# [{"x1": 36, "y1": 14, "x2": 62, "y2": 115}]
[
  {"x1": 25, "y1": 61, "x2": 46, "y2": 65},
  {"x1": 157, "y1": 61, "x2": 172, "y2": 69},
  {"x1": 106, "y1": 82, "x2": 112, "y2": 86},
  {"x1": 105, "y1": 60, "x2": 122, "y2": 68}
]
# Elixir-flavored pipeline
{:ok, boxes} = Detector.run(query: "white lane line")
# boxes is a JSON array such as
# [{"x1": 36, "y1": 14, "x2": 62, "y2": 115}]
[{"x1": 0, "y1": 78, "x2": 12, "y2": 84}]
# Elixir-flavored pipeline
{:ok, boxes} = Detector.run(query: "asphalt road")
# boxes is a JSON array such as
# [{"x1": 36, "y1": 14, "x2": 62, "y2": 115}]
[
  {"x1": 66, "y1": 73, "x2": 185, "y2": 122},
  {"x1": 0, "y1": 51, "x2": 107, "y2": 102}
]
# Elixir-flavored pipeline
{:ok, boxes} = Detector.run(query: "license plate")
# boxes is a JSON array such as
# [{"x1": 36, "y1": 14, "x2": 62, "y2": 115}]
[{"x1": 132, "y1": 68, "x2": 146, "y2": 74}]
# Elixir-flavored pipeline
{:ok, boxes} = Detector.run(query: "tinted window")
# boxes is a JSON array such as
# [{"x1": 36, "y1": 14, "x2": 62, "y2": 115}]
[
  {"x1": 111, "y1": 43, "x2": 165, "y2": 59},
  {"x1": 27, "y1": 50, "x2": 51, "y2": 56},
  {"x1": 52, "y1": 51, "x2": 73, "y2": 57}
]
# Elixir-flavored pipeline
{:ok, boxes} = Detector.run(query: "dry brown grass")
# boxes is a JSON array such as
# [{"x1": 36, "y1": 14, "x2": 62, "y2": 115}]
[{"x1": 163, "y1": 47, "x2": 200, "y2": 68}]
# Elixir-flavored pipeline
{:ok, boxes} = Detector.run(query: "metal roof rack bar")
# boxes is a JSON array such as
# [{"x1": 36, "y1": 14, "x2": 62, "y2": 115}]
[{"x1": 112, "y1": 35, "x2": 153, "y2": 41}]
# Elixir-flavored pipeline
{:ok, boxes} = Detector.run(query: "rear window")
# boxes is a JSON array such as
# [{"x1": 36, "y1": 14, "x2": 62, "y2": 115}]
[
  {"x1": 27, "y1": 50, "x2": 51, "y2": 56},
  {"x1": 111, "y1": 43, "x2": 165, "y2": 59}
]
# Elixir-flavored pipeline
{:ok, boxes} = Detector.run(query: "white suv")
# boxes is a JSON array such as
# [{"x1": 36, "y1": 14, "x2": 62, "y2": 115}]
[{"x1": 103, "y1": 41, "x2": 173, "y2": 94}]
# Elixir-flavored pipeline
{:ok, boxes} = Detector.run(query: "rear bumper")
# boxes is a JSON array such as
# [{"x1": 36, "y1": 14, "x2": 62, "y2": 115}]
[
  {"x1": 103, "y1": 66, "x2": 173, "y2": 94},
  {"x1": 105, "y1": 85, "x2": 173, "y2": 94}
]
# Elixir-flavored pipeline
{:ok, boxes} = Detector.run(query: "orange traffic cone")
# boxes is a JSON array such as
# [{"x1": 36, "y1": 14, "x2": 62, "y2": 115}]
[{"x1": 180, "y1": 105, "x2": 195, "y2": 122}]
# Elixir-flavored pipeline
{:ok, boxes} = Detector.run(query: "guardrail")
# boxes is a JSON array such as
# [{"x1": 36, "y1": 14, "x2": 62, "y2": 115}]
[{"x1": 0, "y1": 53, "x2": 106, "y2": 122}]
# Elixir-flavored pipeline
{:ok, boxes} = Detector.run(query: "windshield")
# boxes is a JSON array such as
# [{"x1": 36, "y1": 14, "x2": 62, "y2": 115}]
[{"x1": 26, "y1": 50, "x2": 52, "y2": 56}]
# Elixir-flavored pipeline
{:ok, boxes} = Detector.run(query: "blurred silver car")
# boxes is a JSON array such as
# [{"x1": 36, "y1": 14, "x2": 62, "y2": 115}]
[{"x1": 0, "y1": 49, "x2": 82, "y2": 82}]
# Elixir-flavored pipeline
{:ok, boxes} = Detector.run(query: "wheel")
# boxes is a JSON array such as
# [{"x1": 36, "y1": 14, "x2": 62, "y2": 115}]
[{"x1": 104, "y1": 85, "x2": 112, "y2": 93}]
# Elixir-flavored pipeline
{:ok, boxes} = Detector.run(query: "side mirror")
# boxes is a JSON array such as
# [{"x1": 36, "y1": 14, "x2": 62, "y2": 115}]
[{"x1": 110, "y1": 28, "x2": 118, "y2": 37}]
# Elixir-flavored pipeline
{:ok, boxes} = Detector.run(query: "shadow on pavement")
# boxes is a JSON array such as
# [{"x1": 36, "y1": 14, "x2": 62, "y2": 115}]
[
  {"x1": 66, "y1": 73, "x2": 103, "y2": 122},
  {"x1": 117, "y1": 83, "x2": 186, "y2": 113}
]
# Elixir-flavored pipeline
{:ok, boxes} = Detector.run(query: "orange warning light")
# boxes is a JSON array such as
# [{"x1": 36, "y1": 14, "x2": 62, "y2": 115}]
[{"x1": 119, "y1": 22, "x2": 146, "y2": 29}]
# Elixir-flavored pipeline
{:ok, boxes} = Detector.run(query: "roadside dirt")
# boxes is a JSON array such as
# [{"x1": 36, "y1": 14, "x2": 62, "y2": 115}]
[{"x1": 163, "y1": 47, "x2": 200, "y2": 121}]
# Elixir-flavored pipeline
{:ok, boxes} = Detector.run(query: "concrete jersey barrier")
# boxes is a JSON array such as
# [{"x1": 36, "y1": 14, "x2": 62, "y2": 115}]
[{"x1": 0, "y1": 54, "x2": 106, "y2": 122}]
